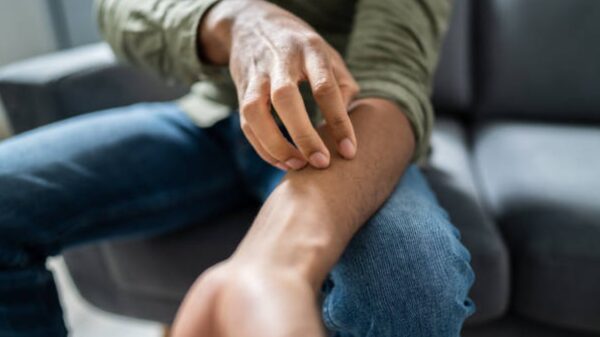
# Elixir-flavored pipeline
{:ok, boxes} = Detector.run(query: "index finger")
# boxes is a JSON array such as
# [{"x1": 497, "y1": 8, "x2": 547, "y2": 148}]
[
  {"x1": 270, "y1": 76, "x2": 331, "y2": 169},
  {"x1": 304, "y1": 50, "x2": 357, "y2": 159}
]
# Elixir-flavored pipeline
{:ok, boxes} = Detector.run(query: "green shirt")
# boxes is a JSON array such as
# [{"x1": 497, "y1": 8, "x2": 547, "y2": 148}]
[{"x1": 95, "y1": 0, "x2": 450, "y2": 162}]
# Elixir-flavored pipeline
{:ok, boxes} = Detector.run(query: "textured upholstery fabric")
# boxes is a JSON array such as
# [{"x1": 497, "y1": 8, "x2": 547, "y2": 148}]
[
  {"x1": 474, "y1": 122, "x2": 600, "y2": 332},
  {"x1": 0, "y1": 44, "x2": 115, "y2": 133},
  {"x1": 63, "y1": 204, "x2": 258, "y2": 323},
  {"x1": 463, "y1": 315, "x2": 600, "y2": 337},
  {"x1": 426, "y1": 118, "x2": 509, "y2": 324},
  {"x1": 432, "y1": 0, "x2": 472, "y2": 114},
  {"x1": 0, "y1": 44, "x2": 186, "y2": 134},
  {"x1": 477, "y1": 0, "x2": 600, "y2": 122}
]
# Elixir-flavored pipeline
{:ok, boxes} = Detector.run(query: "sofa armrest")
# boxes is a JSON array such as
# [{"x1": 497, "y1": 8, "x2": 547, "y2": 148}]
[{"x1": 0, "y1": 43, "x2": 187, "y2": 134}]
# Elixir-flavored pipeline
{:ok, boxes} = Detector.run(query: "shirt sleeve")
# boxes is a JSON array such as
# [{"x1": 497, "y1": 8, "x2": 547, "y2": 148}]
[
  {"x1": 345, "y1": 0, "x2": 452, "y2": 162},
  {"x1": 95, "y1": 0, "x2": 223, "y2": 85}
]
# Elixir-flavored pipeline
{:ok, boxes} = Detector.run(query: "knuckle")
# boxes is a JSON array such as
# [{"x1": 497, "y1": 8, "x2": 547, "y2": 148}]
[
  {"x1": 240, "y1": 96, "x2": 262, "y2": 113},
  {"x1": 271, "y1": 82, "x2": 297, "y2": 104},
  {"x1": 293, "y1": 131, "x2": 320, "y2": 150},
  {"x1": 312, "y1": 78, "x2": 337, "y2": 98},
  {"x1": 343, "y1": 84, "x2": 359, "y2": 99},
  {"x1": 340, "y1": 80, "x2": 360, "y2": 98},
  {"x1": 240, "y1": 120, "x2": 253, "y2": 134},
  {"x1": 304, "y1": 33, "x2": 325, "y2": 49},
  {"x1": 328, "y1": 114, "x2": 350, "y2": 129}
]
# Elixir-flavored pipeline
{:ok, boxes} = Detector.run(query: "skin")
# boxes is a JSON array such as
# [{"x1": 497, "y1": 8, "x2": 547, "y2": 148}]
[
  {"x1": 200, "y1": 0, "x2": 359, "y2": 170},
  {"x1": 172, "y1": 1, "x2": 416, "y2": 336}
]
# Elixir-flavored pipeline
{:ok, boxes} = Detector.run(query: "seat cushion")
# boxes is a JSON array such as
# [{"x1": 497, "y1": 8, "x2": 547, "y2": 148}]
[
  {"x1": 427, "y1": 118, "x2": 510, "y2": 324},
  {"x1": 64, "y1": 205, "x2": 257, "y2": 323},
  {"x1": 64, "y1": 117, "x2": 510, "y2": 325},
  {"x1": 463, "y1": 315, "x2": 600, "y2": 337},
  {"x1": 473, "y1": 122, "x2": 600, "y2": 332}
]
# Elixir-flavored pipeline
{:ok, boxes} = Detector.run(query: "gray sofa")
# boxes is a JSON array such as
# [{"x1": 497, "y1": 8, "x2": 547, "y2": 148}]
[{"x1": 1, "y1": 0, "x2": 599, "y2": 336}]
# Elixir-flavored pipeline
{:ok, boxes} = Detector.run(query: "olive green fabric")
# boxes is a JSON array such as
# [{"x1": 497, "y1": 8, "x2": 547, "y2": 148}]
[{"x1": 95, "y1": 0, "x2": 450, "y2": 162}]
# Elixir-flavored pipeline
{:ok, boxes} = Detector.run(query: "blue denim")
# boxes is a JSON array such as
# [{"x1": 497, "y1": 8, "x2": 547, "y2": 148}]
[{"x1": 0, "y1": 102, "x2": 474, "y2": 337}]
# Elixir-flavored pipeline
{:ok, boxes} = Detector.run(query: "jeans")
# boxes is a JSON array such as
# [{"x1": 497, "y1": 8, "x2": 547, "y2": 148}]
[{"x1": 0, "y1": 102, "x2": 474, "y2": 337}]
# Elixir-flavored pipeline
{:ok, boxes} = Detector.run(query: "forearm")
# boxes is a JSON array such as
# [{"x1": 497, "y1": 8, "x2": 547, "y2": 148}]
[{"x1": 232, "y1": 98, "x2": 415, "y2": 290}]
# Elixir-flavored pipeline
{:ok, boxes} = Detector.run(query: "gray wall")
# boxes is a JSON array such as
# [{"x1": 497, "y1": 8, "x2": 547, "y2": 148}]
[
  {"x1": 0, "y1": 0, "x2": 100, "y2": 138},
  {"x1": 0, "y1": 0, "x2": 99, "y2": 67},
  {"x1": 51, "y1": 0, "x2": 100, "y2": 48},
  {"x1": 0, "y1": 1, "x2": 60, "y2": 138},
  {"x1": 0, "y1": 1, "x2": 59, "y2": 67}
]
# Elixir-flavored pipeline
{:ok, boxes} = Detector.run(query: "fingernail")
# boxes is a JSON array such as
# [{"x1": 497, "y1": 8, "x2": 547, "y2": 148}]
[
  {"x1": 309, "y1": 152, "x2": 329, "y2": 168},
  {"x1": 275, "y1": 163, "x2": 289, "y2": 171},
  {"x1": 285, "y1": 158, "x2": 307, "y2": 170},
  {"x1": 339, "y1": 138, "x2": 356, "y2": 158}
]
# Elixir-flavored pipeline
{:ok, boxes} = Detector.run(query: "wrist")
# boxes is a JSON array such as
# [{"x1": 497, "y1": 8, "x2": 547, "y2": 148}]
[
  {"x1": 198, "y1": 0, "x2": 249, "y2": 64},
  {"x1": 232, "y1": 184, "x2": 342, "y2": 291}
]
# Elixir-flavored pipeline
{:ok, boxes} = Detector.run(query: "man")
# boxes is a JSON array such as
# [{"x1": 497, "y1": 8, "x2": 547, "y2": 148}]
[{"x1": 0, "y1": 0, "x2": 474, "y2": 336}]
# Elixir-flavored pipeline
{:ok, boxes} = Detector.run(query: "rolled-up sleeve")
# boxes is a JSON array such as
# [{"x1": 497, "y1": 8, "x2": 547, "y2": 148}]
[
  {"x1": 345, "y1": 0, "x2": 451, "y2": 162},
  {"x1": 95, "y1": 0, "x2": 222, "y2": 85}
]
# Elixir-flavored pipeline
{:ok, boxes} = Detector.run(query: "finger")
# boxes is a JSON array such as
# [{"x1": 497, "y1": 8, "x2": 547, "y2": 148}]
[
  {"x1": 240, "y1": 79, "x2": 307, "y2": 170},
  {"x1": 331, "y1": 56, "x2": 360, "y2": 108},
  {"x1": 333, "y1": 64, "x2": 360, "y2": 108},
  {"x1": 304, "y1": 50, "x2": 357, "y2": 159},
  {"x1": 240, "y1": 116, "x2": 289, "y2": 171},
  {"x1": 270, "y1": 73, "x2": 330, "y2": 169}
]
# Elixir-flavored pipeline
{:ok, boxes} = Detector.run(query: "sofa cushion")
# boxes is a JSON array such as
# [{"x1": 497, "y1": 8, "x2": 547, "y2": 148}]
[
  {"x1": 426, "y1": 118, "x2": 509, "y2": 325},
  {"x1": 64, "y1": 204, "x2": 257, "y2": 323},
  {"x1": 463, "y1": 315, "x2": 600, "y2": 337},
  {"x1": 473, "y1": 122, "x2": 600, "y2": 332}
]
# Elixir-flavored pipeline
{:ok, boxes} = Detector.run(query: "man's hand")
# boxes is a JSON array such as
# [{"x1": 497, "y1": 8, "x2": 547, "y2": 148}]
[
  {"x1": 200, "y1": 0, "x2": 359, "y2": 170},
  {"x1": 171, "y1": 261, "x2": 326, "y2": 337}
]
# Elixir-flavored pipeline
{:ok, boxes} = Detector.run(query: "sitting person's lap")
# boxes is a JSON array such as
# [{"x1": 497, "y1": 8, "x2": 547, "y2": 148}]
[
  {"x1": 0, "y1": 102, "x2": 473, "y2": 336},
  {"x1": 0, "y1": 102, "x2": 249, "y2": 335}
]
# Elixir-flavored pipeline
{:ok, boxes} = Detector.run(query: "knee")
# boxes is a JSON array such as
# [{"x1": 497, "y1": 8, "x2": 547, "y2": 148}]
[{"x1": 324, "y1": 206, "x2": 475, "y2": 336}]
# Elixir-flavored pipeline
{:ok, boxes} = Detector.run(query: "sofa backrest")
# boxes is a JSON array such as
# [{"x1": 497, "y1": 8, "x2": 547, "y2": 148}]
[
  {"x1": 475, "y1": 0, "x2": 600, "y2": 122},
  {"x1": 433, "y1": 0, "x2": 473, "y2": 115},
  {"x1": 0, "y1": 44, "x2": 187, "y2": 133}
]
